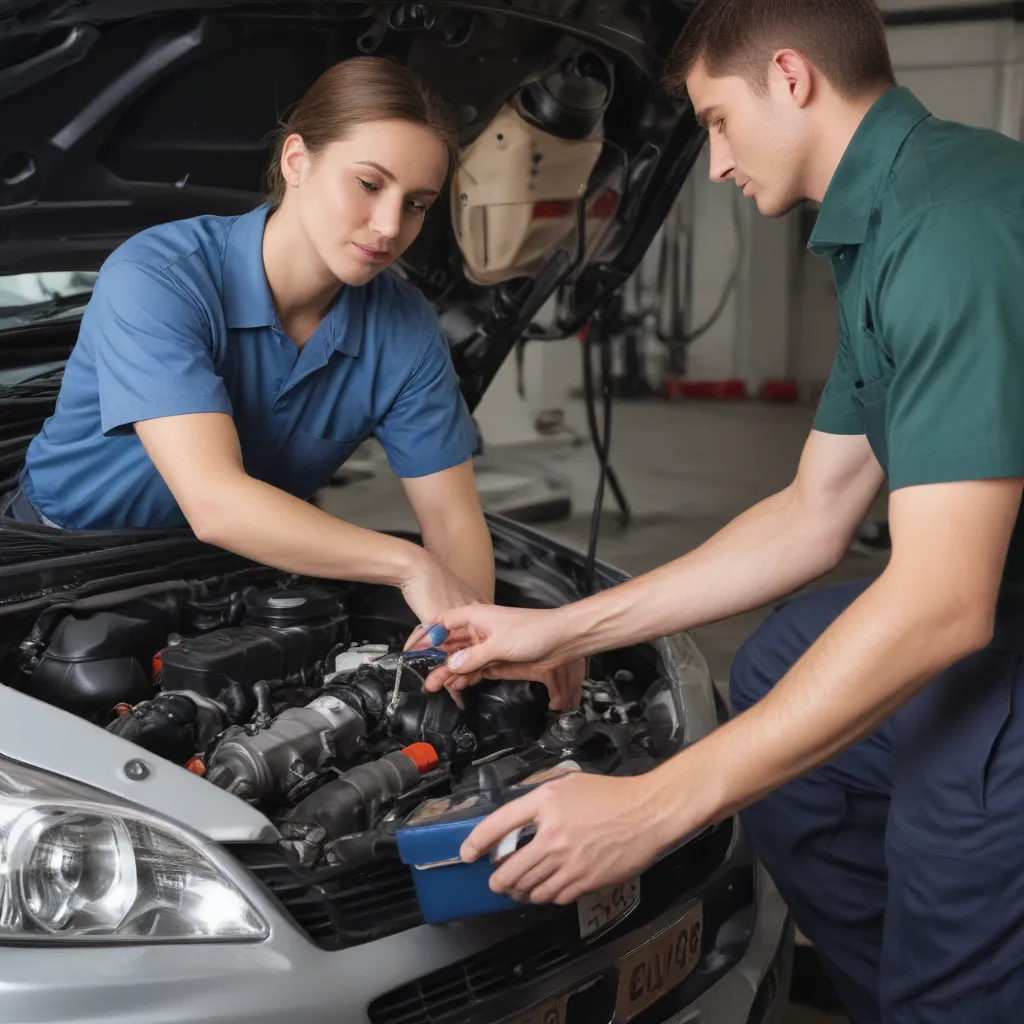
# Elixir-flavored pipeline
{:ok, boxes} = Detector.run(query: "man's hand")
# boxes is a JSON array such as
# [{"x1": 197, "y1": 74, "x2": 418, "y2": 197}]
[
  {"x1": 459, "y1": 773, "x2": 679, "y2": 904},
  {"x1": 412, "y1": 602, "x2": 586, "y2": 709}
]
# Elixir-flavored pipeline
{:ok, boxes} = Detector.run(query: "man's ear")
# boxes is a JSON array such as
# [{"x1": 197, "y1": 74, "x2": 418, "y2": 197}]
[
  {"x1": 279, "y1": 133, "x2": 310, "y2": 189},
  {"x1": 770, "y1": 48, "x2": 815, "y2": 108}
]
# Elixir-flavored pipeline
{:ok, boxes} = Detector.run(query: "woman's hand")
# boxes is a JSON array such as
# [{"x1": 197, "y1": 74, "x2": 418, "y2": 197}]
[{"x1": 399, "y1": 552, "x2": 484, "y2": 633}]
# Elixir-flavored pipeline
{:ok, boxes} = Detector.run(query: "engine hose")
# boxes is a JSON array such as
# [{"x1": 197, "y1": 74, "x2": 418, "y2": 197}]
[{"x1": 285, "y1": 745, "x2": 437, "y2": 838}]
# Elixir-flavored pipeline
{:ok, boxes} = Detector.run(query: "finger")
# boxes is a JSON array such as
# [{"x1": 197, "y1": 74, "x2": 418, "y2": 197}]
[
  {"x1": 529, "y1": 867, "x2": 581, "y2": 905},
  {"x1": 437, "y1": 605, "x2": 489, "y2": 637},
  {"x1": 488, "y1": 833, "x2": 551, "y2": 893},
  {"x1": 444, "y1": 680, "x2": 466, "y2": 710},
  {"x1": 402, "y1": 623, "x2": 432, "y2": 652},
  {"x1": 501, "y1": 851, "x2": 561, "y2": 897},
  {"x1": 460, "y1": 793, "x2": 540, "y2": 863},
  {"x1": 446, "y1": 641, "x2": 502, "y2": 677}
]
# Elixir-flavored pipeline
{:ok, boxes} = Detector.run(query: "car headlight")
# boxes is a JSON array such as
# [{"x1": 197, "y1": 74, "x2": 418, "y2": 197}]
[{"x1": 0, "y1": 757, "x2": 268, "y2": 943}]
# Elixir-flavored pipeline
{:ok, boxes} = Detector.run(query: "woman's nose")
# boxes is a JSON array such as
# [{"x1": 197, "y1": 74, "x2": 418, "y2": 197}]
[{"x1": 369, "y1": 196, "x2": 403, "y2": 239}]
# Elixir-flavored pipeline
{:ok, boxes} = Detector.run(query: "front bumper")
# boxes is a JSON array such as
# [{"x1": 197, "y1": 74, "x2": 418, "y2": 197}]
[{"x1": 0, "y1": 818, "x2": 791, "y2": 1024}]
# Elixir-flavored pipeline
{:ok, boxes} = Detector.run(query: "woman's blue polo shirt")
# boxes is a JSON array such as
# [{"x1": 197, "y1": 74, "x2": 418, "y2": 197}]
[{"x1": 20, "y1": 204, "x2": 476, "y2": 530}]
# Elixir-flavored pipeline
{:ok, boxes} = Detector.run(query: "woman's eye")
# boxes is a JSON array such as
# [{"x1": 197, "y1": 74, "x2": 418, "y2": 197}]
[
  {"x1": 406, "y1": 198, "x2": 427, "y2": 213},
  {"x1": 358, "y1": 178, "x2": 379, "y2": 193}
]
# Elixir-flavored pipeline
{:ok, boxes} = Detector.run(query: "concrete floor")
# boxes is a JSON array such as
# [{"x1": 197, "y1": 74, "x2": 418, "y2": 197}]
[{"x1": 318, "y1": 396, "x2": 888, "y2": 1023}]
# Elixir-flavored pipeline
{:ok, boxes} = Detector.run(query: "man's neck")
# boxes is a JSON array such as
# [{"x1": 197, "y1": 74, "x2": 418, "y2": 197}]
[
  {"x1": 805, "y1": 86, "x2": 888, "y2": 203},
  {"x1": 262, "y1": 203, "x2": 342, "y2": 347}
]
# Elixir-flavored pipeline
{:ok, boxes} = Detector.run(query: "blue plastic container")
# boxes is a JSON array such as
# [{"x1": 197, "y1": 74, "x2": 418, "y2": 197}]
[{"x1": 395, "y1": 761, "x2": 579, "y2": 924}]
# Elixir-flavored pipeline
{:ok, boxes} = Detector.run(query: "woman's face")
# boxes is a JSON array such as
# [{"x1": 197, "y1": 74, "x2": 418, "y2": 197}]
[{"x1": 280, "y1": 118, "x2": 449, "y2": 286}]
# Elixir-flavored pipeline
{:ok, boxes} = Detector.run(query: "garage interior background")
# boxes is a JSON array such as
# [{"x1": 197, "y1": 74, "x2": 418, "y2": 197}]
[{"x1": 472, "y1": 0, "x2": 1024, "y2": 448}]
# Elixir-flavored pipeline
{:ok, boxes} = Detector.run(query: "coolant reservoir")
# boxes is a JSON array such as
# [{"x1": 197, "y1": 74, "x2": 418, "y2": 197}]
[{"x1": 451, "y1": 102, "x2": 617, "y2": 285}]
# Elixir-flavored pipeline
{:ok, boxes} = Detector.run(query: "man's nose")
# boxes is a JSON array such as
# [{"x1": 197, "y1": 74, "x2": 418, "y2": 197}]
[
  {"x1": 370, "y1": 195, "x2": 403, "y2": 239},
  {"x1": 708, "y1": 137, "x2": 735, "y2": 184}
]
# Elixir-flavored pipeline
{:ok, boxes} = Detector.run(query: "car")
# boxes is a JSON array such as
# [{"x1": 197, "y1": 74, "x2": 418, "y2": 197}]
[{"x1": 0, "y1": 2, "x2": 793, "y2": 1023}]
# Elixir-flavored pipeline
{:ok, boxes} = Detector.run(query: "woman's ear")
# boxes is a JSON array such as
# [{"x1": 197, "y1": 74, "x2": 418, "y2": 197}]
[{"x1": 279, "y1": 133, "x2": 309, "y2": 189}]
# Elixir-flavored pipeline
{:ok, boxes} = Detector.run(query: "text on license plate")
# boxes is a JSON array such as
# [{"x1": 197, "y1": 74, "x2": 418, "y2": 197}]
[
  {"x1": 577, "y1": 878, "x2": 640, "y2": 939},
  {"x1": 504, "y1": 901, "x2": 703, "y2": 1024}
]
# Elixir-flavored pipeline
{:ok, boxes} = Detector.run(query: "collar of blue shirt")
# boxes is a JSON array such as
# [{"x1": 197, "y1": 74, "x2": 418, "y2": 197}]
[{"x1": 221, "y1": 202, "x2": 361, "y2": 357}]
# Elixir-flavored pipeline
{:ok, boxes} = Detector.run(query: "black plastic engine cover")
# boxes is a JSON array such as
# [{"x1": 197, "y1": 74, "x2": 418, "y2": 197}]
[
  {"x1": 29, "y1": 595, "x2": 183, "y2": 722},
  {"x1": 158, "y1": 588, "x2": 349, "y2": 698}
]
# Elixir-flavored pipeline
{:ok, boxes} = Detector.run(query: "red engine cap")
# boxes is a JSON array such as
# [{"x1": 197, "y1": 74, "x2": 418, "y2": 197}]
[{"x1": 401, "y1": 742, "x2": 439, "y2": 774}]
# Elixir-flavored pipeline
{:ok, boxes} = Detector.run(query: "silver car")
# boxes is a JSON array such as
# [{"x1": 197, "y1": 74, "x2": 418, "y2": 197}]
[{"x1": 0, "y1": 1, "x2": 792, "y2": 1021}]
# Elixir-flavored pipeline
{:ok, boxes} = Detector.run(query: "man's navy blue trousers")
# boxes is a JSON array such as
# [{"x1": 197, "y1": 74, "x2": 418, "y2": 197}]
[{"x1": 731, "y1": 579, "x2": 1024, "y2": 1023}]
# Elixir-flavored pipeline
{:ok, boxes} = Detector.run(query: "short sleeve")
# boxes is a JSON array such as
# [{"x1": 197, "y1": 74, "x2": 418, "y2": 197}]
[
  {"x1": 812, "y1": 330, "x2": 865, "y2": 435},
  {"x1": 91, "y1": 260, "x2": 232, "y2": 436},
  {"x1": 878, "y1": 202, "x2": 1024, "y2": 490},
  {"x1": 374, "y1": 322, "x2": 476, "y2": 478}
]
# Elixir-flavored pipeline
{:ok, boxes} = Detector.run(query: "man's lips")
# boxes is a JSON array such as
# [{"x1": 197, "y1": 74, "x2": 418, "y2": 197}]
[{"x1": 352, "y1": 242, "x2": 387, "y2": 260}]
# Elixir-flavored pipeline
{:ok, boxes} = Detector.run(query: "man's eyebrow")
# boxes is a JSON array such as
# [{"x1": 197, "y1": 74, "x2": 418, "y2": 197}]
[
  {"x1": 354, "y1": 160, "x2": 440, "y2": 196},
  {"x1": 695, "y1": 106, "x2": 718, "y2": 130}
]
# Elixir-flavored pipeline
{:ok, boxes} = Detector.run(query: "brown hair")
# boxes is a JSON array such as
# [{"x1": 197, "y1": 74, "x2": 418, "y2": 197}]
[
  {"x1": 264, "y1": 55, "x2": 459, "y2": 206},
  {"x1": 664, "y1": 0, "x2": 895, "y2": 100}
]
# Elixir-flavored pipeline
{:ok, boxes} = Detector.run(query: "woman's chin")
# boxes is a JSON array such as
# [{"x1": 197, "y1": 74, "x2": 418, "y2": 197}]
[{"x1": 332, "y1": 256, "x2": 390, "y2": 287}]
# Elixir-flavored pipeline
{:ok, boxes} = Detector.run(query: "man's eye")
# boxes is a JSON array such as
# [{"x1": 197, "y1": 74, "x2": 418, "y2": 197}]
[
  {"x1": 358, "y1": 178, "x2": 379, "y2": 192},
  {"x1": 714, "y1": 119, "x2": 725, "y2": 132}
]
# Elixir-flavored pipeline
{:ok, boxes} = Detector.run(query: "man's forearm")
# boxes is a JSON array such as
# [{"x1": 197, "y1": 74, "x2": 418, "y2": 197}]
[
  {"x1": 196, "y1": 474, "x2": 426, "y2": 586},
  {"x1": 557, "y1": 485, "x2": 847, "y2": 660},
  {"x1": 641, "y1": 569, "x2": 992, "y2": 845}
]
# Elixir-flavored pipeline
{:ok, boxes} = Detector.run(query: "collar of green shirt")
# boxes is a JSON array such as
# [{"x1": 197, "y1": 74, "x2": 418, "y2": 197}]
[{"x1": 807, "y1": 86, "x2": 931, "y2": 257}]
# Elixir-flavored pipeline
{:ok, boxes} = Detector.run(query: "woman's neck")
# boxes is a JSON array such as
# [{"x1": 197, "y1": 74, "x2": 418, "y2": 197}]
[{"x1": 261, "y1": 203, "x2": 342, "y2": 348}]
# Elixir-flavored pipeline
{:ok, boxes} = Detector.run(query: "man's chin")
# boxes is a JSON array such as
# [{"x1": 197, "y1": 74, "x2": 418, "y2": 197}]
[{"x1": 754, "y1": 192, "x2": 804, "y2": 219}]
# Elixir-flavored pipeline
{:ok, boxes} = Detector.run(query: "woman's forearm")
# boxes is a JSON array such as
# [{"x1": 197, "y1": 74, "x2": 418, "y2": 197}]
[
  {"x1": 197, "y1": 473, "x2": 427, "y2": 586},
  {"x1": 421, "y1": 507, "x2": 495, "y2": 601}
]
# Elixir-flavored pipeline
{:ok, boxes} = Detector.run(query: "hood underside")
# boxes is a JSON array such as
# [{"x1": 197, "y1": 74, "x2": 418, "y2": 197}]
[{"x1": 0, "y1": 0, "x2": 704, "y2": 408}]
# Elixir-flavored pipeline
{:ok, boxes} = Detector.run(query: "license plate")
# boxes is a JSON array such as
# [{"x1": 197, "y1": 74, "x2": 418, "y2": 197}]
[
  {"x1": 578, "y1": 877, "x2": 640, "y2": 939},
  {"x1": 613, "y1": 902, "x2": 703, "y2": 1021},
  {"x1": 502, "y1": 901, "x2": 703, "y2": 1024}
]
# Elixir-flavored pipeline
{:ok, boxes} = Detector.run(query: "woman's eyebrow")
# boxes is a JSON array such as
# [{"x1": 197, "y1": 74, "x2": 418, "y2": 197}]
[{"x1": 354, "y1": 160, "x2": 440, "y2": 196}]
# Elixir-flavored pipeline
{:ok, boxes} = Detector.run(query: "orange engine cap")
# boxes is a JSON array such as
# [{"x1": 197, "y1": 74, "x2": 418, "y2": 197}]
[{"x1": 400, "y1": 742, "x2": 439, "y2": 774}]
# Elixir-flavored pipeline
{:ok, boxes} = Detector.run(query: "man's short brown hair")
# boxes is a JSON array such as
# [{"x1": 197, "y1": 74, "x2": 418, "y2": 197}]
[{"x1": 665, "y1": 0, "x2": 896, "y2": 100}]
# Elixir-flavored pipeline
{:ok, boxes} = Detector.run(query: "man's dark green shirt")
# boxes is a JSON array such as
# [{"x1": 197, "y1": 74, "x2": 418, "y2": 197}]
[{"x1": 810, "y1": 86, "x2": 1024, "y2": 589}]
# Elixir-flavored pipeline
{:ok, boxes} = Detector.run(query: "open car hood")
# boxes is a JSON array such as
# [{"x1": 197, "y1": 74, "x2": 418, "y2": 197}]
[{"x1": 0, "y1": 0, "x2": 704, "y2": 409}]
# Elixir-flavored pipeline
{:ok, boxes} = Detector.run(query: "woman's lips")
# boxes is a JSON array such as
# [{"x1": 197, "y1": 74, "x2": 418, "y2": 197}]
[{"x1": 352, "y1": 242, "x2": 386, "y2": 261}]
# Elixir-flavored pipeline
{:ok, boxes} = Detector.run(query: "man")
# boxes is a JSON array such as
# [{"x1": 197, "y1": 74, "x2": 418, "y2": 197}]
[{"x1": 419, "y1": 1, "x2": 1024, "y2": 1020}]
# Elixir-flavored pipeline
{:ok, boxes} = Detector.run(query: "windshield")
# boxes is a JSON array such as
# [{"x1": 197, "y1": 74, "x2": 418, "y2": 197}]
[{"x1": 0, "y1": 272, "x2": 96, "y2": 326}]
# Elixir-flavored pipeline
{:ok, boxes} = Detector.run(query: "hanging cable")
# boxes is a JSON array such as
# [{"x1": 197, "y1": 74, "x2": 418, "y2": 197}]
[{"x1": 582, "y1": 307, "x2": 628, "y2": 595}]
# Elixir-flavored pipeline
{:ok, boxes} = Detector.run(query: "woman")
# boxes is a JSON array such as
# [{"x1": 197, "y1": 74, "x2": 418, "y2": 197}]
[{"x1": 5, "y1": 56, "x2": 494, "y2": 628}]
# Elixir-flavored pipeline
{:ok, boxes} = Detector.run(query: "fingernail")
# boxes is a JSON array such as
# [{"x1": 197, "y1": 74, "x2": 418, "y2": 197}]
[
  {"x1": 448, "y1": 650, "x2": 466, "y2": 671},
  {"x1": 427, "y1": 624, "x2": 448, "y2": 647}
]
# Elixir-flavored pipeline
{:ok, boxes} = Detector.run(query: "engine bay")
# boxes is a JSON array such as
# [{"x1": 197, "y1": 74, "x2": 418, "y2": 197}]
[{"x1": 7, "y1": 570, "x2": 683, "y2": 870}]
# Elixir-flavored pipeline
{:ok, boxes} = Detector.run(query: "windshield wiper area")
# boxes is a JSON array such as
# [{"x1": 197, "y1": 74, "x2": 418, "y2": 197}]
[{"x1": 0, "y1": 291, "x2": 92, "y2": 324}]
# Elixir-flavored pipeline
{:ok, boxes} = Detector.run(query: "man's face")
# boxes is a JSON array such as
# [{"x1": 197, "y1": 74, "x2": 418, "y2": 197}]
[{"x1": 685, "y1": 58, "x2": 808, "y2": 217}]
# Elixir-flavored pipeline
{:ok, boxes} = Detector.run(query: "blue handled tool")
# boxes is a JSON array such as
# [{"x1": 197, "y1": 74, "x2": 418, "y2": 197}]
[{"x1": 386, "y1": 625, "x2": 449, "y2": 717}]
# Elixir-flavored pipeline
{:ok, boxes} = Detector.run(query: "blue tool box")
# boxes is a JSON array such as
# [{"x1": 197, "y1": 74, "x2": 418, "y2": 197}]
[{"x1": 395, "y1": 761, "x2": 579, "y2": 924}]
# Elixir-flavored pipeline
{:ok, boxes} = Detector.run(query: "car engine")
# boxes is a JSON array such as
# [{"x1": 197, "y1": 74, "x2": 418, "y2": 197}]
[{"x1": 14, "y1": 573, "x2": 675, "y2": 869}]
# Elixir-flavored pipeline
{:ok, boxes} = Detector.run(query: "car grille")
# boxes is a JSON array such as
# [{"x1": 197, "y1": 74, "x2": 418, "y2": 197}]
[
  {"x1": 367, "y1": 819, "x2": 740, "y2": 1024},
  {"x1": 226, "y1": 842, "x2": 424, "y2": 950}
]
